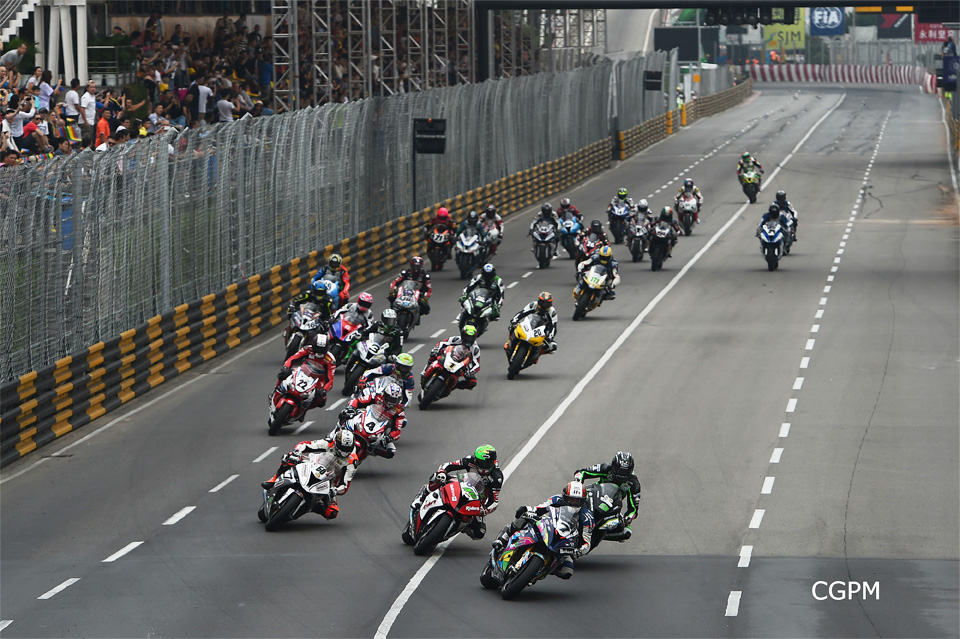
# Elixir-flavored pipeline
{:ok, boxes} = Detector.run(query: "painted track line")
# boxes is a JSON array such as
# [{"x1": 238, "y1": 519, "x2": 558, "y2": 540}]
[
  {"x1": 102, "y1": 541, "x2": 143, "y2": 563},
  {"x1": 0, "y1": 620, "x2": 11, "y2": 632},
  {"x1": 326, "y1": 398, "x2": 347, "y2": 412},
  {"x1": 725, "y1": 591, "x2": 742, "y2": 616},
  {"x1": 209, "y1": 474, "x2": 239, "y2": 493},
  {"x1": 252, "y1": 447, "x2": 277, "y2": 463},
  {"x1": 38, "y1": 578, "x2": 81, "y2": 600},
  {"x1": 162, "y1": 506, "x2": 196, "y2": 526},
  {"x1": 738, "y1": 546, "x2": 753, "y2": 568}
]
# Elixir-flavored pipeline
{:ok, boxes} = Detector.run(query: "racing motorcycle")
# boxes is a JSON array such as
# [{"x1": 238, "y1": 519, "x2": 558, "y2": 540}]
[
  {"x1": 739, "y1": 169, "x2": 761, "y2": 204},
  {"x1": 531, "y1": 220, "x2": 557, "y2": 269},
  {"x1": 418, "y1": 343, "x2": 475, "y2": 409},
  {"x1": 268, "y1": 360, "x2": 329, "y2": 435},
  {"x1": 575, "y1": 232, "x2": 603, "y2": 268},
  {"x1": 340, "y1": 332, "x2": 392, "y2": 396},
  {"x1": 625, "y1": 218, "x2": 648, "y2": 263},
  {"x1": 479, "y1": 505, "x2": 581, "y2": 600},
  {"x1": 677, "y1": 193, "x2": 698, "y2": 236},
  {"x1": 328, "y1": 308, "x2": 368, "y2": 366},
  {"x1": 572, "y1": 263, "x2": 609, "y2": 321},
  {"x1": 427, "y1": 225, "x2": 453, "y2": 271},
  {"x1": 607, "y1": 202, "x2": 632, "y2": 244},
  {"x1": 585, "y1": 481, "x2": 628, "y2": 550},
  {"x1": 758, "y1": 219, "x2": 785, "y2": 271},
  {"x1": 402, "y1": 470, "x2": 487, "y2": 556},
  {"x1": 258, "y1": 451, "x2": 339, "y2": 531},
  {"x1": 505, "y1": 314, "x2": 548, "y2": 379},
  {"x1": 558, "y1": 211, "x2": 582, "y2": 259},
  {"x1": 458, "y1": 286, "x2": 496, "y2": 337},
  {"x1": 648, "y1": 220, "x2": 673, "y2": 272},
  {"x1": 333, "y1": 386, "x2": 397, "y2": 461},
  {"x1": 316, "y1": 272, "x2": 343, "y2": 309},
  {"x1": 482, "y1": 218, "x2": 502, "y2": 256},
  {"x1": 392, "y1": 279, "x2": 421, "y2": 339},
  {"x1": 455, "y1": 227, "x2": 486, "y2": 280},
  {"x1": 283, "y1": 302, "x2": 324, "y2": 359}
]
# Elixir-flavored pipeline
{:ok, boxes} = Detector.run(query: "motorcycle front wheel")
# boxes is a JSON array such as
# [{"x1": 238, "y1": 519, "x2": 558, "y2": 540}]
[
  {"x1": 418, "y1": 376, "x2": 444, "y2": 410},
  {"x1": 500, "y1": 555, "x2": 544, "y2": 600},
  {"x1": 413, "y1": 512, "x2": 453, "y2": 556},
  {"x1": 507, "y1": 342, "x2": 528, "y2": 379},
  {"x1": 264, "y1": 493, "x2": 302, "y2": 531},
  {"x1": 268, "y1": 403, "x2": 293, "y2": 436},
  {"x1": 573, "y1": 291, "x2": 591, "y2": 321},
  {"x1": 285, "y1": 332, "x2": 303, "y2": 359},
  {"x1": 342, "y1": 358, "x2": 364, "y2": 396}
]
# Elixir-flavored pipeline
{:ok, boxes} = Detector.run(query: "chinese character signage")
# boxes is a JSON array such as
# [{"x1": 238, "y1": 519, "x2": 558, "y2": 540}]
[
  {"x1": 810, "y1": 7, "x2": 845, "y2": 37},
  {"x1": 915, "y1": 19, "x2": 952, "y2": 43},
  {"x1": 763, "y1": 9, "x2": 806, "y2": 51}
]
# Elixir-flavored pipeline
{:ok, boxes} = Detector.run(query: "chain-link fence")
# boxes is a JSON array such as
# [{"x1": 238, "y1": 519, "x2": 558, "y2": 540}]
[
  {"x1": 824, "y1": 40, "x2": 942, "y2": 67},
  {"x1": 0, "y1": 62, "x2": 612, "y2": 381}
]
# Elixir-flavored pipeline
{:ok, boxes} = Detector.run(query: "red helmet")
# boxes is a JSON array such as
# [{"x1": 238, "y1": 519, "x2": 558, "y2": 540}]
[
  {"x1": 357, "y1": 292, "x2": 373, "y2": 310},
  {"x1": 436, "y1": 207, "x2": 450, "y2": 220},
  {"x1": 409, "y1": 256, "x2": 424, "y2": 272}
]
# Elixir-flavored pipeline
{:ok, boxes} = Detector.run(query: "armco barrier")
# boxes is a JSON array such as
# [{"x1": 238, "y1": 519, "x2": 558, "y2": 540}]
[
  {"x1": 618, "y1": 79, "x2": 753, "y2": 160},
  {"x1": 737, "y1": 63, "x2": 926, "y2": 85},
  {"x1": 0, "y1": 139, "x2": 610, "y2": 467}
]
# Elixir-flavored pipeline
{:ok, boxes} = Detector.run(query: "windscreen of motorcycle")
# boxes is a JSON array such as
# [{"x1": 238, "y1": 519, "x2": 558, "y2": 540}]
[
  {"x1": 544, "y1": 506, "x2": 579, "y2": 548},
  {"x1": 399, "y1": 280, "x2": 420, "y2": 298}
]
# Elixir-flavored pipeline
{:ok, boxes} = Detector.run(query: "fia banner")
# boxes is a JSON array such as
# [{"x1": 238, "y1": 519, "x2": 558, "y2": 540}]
[{"x1": 810, "y1": 7, "x2": 845, "y2": 37}]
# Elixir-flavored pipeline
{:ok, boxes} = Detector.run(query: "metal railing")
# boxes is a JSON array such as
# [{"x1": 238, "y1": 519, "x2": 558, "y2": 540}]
[
  {"x1": 823, "y1": 40, "x2": 942, "y2": 67},
  {"x1": 87, "y1": 45, "x2": 138, "y2": 87}
]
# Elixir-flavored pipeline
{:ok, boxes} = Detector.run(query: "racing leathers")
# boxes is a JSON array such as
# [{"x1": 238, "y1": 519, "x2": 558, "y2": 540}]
[
  {"x1": 276, "y1": 346, "x2": 336, "y2": 412},
  {"x1": 508, "y1": 301, "x2": 558, "y2": 355},
  {"x1": 340, "y1": 384, "x2": 407, "y2": 458},
  {"x1": 493, "y1": 495, "x2": 595, "y2": 579},
  {"x1": 657, "y1": 213, "x2": 683, "y2": 256},
  {"x1": 574, "y1": 463, "x2": 642, "y2": 542},
  {"x1": 357, "y1": 362, "x2": 415, "y2": 406},
  {"x1": 362, "y1": 320, "x2": 404, "y2": 358},
  {"x1": 756, "y1": 208, "x2": 794, "y2": 237},
  {"x1": 388, "y1": 269, "x2": 433, "y2": 316},
  {"x1": 310, "y1": 265, "x2": 351, "y2": 306},
  {"x1": 286, "y1": 287, "x2": 336, "y2": 327},
  {"x1": 423, "y1": 335, "x2": 481, "y2": 390},
  {"x1": 774, "y1": 199, "x2": 799, "y2": 240},
  {"x1": 675, "y1": 185, "x2": 704, "y2": 224},
  {"x1": 408, "y1": 455, "x2": 503, "y2": 540},
  {"x1": 457, "y1": 218, "x2": 488, "y2": 245},
  {"x1": 737, "y1": 156, "x2": 763, "y2": 178},
  {"x1": 481, "y1": 213, "x2": 504, "y2": 254},
  {"x1": 262, "y1": 437, "x2": 360, "y2": 518},
  {"x1": 576, "y1": 253, "x2": 621, "y2": 299},
  {"x1": 459, "y1": 272, "x2": 506, "y2": 321},
  {"x1": 333, "y1": 301, "x2": 374, "y2": 330}
]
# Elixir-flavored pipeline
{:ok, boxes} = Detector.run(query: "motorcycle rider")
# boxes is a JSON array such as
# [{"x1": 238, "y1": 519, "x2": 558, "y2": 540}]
[
  {"x1": 388, "y1": 256, "x2": 433, "y2": 320},
  {"x1": 276, "y1": 333, "x2": 336, "y2": 414},
  {"x1": 457, "y1": 209, "x2": 489, "y2": 244},
  {"x1": 404, "y1": 444, "x2": 503, "y2": 544},
  {"x1": 339, "y1": 380, "x2": 407, "y2": 458},
  {"x1": 333, "y1": 290, "x2": 375, "y2": 328},
  {"x1": 260, "y1": 430, "x2": 360, "y2": 519},
  {"x1": 286, "y1": 277, "x2": 337, "y2": 327},
  {"x1": 631, "y1": 198, "x2": 655, "y2": 227},
  {"x1": 482, "y1": 204, "x2": 504, "y2": 255},
  {"x1": 737, "y1": 151, "x2": 764, "y2": 179},
  {"x1": 357, "y1": 352, "x2": 415, "y2": 406},
  {"x1": 491, "y1": 480, "x2": 595, "y2": 579},
  {"x1": 584, "y1": 219, "x2": 610, "y2": 246},
  {"x1": 574, "y1": 451, "x2": 642, "y2": 543},
  {"x1": 675, "y1": 177, "x2": 704, "y2": 224},
  {"x1": 507, "y1": 291, "x2": 558, "y2": 356},
  {"x1": 773, "y1": 190, "x2": 799, "y2": 241},
  {"x1": 360, "y1": 308, "x2": 405, "y2": 357},
  {"x1": 423, "y1": 207, "x2": 455, "y2": 260},
  {"x1": 421, "y1": 323, "x2": 481, "y2": 393},
  {"x1": 656, "y1": 206, "x2": 682, "y2": 258},
  {"x1": 530, "y1": 202, "x2": 560, "y2": 256},
  {"x1": 608, "y1": 187, "x2": 634, "y2": 211},
  {"x1": 756, "y1": 203, "x2": 794, "y2": 247},
  {"x1": 310, "y1": 254, "x2": 351, "y2": 307},
  {"x1": 458, "y1": 263, "x2": 505, "y2": 324},
  {"x1": 557, "y1": 197, "x2": 583, "y2": 224},
  {"x1": 576, "y1": 245, "x2": 620, "y2": 300}
]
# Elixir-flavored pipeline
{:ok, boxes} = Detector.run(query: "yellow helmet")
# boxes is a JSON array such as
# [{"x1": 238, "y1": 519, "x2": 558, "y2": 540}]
[{"x1": 599, "y1": 246, "x2": 613, "y2": 262}]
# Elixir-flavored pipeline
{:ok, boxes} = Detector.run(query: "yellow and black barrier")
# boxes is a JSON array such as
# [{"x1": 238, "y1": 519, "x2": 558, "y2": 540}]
[{"x1": 0, "y1": 138, "x2": 610, "y2": 467}]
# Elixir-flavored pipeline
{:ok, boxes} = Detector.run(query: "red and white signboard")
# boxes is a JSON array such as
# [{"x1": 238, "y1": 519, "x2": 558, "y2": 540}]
[{"x1": 914, "y1": 17, "x2": 953, "y2": 43}]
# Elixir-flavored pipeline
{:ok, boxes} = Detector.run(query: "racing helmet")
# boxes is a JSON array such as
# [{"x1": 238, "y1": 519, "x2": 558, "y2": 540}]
[
  {"x1": 436, "y1": 207, "x2": 450, "y2": 221},
  {"x1": 334, "y1": 430, "x2": 355, "y2": 457},
  {"x1": 312, "y1": 333, "x2": 329, "y2": 355},
  {"x1": 562, "y1": 481, "x2": 586, "y2": 508},
  {"x1": 381, "y1": 308, "x2": 397, "y2": 327},
  {"x1": 683, "y1": 178, "x2": 694, "y2": 191},
  {"x1": 559, "y1": 197, "x2": 572, "y2": 211},
  {"x1": 473, "y1": 444, "x2": 498, "y2": 475},
  {"x1": 659, "y1": 206, "x2": 674, "y2": 221},
  {"x1": 617, "y1": 187, "x2": 628, "y2": 201},
  {"x1": 598, "y1": 245, "x2": 613, "y2": 264},
  {"x1": 537, "y1": 291, "x2": 553, "y2": 313},
  {"x1": 589, "y1": 219, "x2": 604, "y2": 236},
  {"x1": 357, "y1": 291, "x2": 373, "y2": 311},
  {"x1": 611, "y1": 451, "x2": 635, "y2": 482},
  {"x1": 481, "y1": 262, "x2": 496, "y2": 284},
  {"x1": 467, "y1": 210, "x2": 480, "y2": 224},
  {"x1": 636, "y1": 198, "x2": 650, "y2": 214},
  {"x1": 741, "y1": 151, "x2": 751, "y2": 161},
  {"x1": 328, "y1": 254, "x2": 342, "y2": 270},
  {"x1": 409, "y1": 255, "x2": 425, "y2": 273},
  {"x1": 394, "y1": 352, "x2": 414, "y2": 375},
  {"x1": 541, "y1": 202, "x2": 553, "y2": 216},
  {"x1": 485, "y1": 204, "x2": 498, "y2": 217},
  {"x1": 382, "y1": 382, "x2": 403, "y2": 408},
  {"x1": 460, "y1": 323, "x2": 478, "y2": 345},
  {"x1": 768, "y1": 203, "x2": 781, "y2": 215},
  {"x1": 775, "y1": 190, "x2": 787, "y2": 204}
]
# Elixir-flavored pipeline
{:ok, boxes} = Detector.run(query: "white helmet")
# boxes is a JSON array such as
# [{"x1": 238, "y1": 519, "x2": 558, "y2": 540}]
[
  {"x1": 383, "y1": 382, "x2": 403, "y2": 407},
  {"x1": 334, "y1": 430, "x2": 355, "y2": 457}
]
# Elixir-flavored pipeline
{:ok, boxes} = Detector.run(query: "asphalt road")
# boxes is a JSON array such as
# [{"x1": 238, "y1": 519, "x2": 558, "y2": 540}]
[{"x1": 1, "y1": 85, "x2": 957, "y2": 639}]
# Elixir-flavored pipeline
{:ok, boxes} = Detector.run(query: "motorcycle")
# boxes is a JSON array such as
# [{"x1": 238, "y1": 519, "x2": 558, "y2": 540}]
[
  {"x1": 258, "y1": 451, "x2": 339, "y2": 531},
  {"x1": 479, "y1": 505, "x2": 581, "y2": 600},
  {"x1": 575, "y1": 232, "x2": 603, "y2": 267},
  {"x1": 759, "y1": 219, "x2": 784, "y2": 271},
  {"x1": 648, "y1": 220, "x2": 673, "y2": 272},
  {"x1": 458, "y1": 287, "x2": 496, "y2": 337},
  {"x1": 392, "y1": 279, "x2": 422, "y2": 339},
  {"x1": 283, "y1": 302, "x2": 324, "y2": 360},
  {"x1": 482, "y1": 219, "x2": 502, "y2": 256},
  {"x1": 677, "y1": 193, "x2": 698, "y2": 236},
  {"x1": 585, "y1": 481, "x2": 627, "y2": 550},
  {"x1": 403, "y1": 470, "x2": 487, "y2": 556},
  {"x1": 740, "y1": 169, "x2": 761, "y2": 204},
  {"x1": 455, "y1": 227, "x2": 486, "y2": 280},
  {"x1": 427, "y1": 225, "x2": 453, "y2": 271},
  {"x1": 572, "y1": 264, "x2": 609, "y2": 321},
  {"x1": 316, "y1": 272, "x2": 343, "y2": 309},
  {"x1": 333, "y1": 389, "x2": 397, "y2": 461},
  {"x1": 418, "y1": 343, "x2": 475, "y2": 409},
  {"x1": 531, "y1": 220, "x2": 557, "y2": 269},
  {"x1": 340, "y1": 332, "x2": 392, "y2": 396},
  {"x1": 328, "y1": 308, "x2": 367, "y2": 366},
  {"x1": 268, "y1": 360, "x2": 329, "y2": 435},
  {"x1": 505, "y1": 314, "x2": 548, "y2": 379},
  {"x1": 625, "y1": 218, "x2": 648, "y2": 263},
  {"x1": 607, "y1": 202, "x2": 632, "y2": 244},
  {"x1": 558, "y1": 212, "x2": 582, "y2": 259}
]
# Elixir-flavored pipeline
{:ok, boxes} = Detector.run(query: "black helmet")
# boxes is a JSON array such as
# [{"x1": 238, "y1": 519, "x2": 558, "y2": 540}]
[
  {"x1": 485, "y1": 204, "x2": 498, "y2": 217},
  {"x1": 409, "y1": 256, "x2": 424, "y2": 273},
  {"x1": 768, "y1": 203, "x2": 780, "y2": 215},
  {"x1": 312, "y1": 333, "x2": 329, "y2": 355},
  {"x1": 589, "y1": 219, "x2": 603, "y2": 235},
  {"x1": 775, "y1": 190, "x2": 787, "y2": 203},
  {"x1": 537, "y1": 291, "x2": 553, "y2": 313},
  {"x1": 481, "y1": 262, "x2": 496, "y2": 283},
  {"x1": 611, "y1": 451, "x2": 634, "y2": 482},
  {"x1": 683, "y1": 178, "x2": 694, "y2": 191},
  {"x1": 559, "y1": 197, "x2": 572, "y2": 210},
  {"x1": 659, "y1": 206, "x2": 674, "y2": 221},
  {"x1": 467, "y1": 210, "x2": 479, "y2": 224},
  {"x1": 473, "y1": 444, "x2": 497, "y2": 475},
  {"x1": 541, "y1": 202, "x2": 553, "y2": 216},
  {"x1": 328, "y1": 254, "x2": 342, "y2": 270}
]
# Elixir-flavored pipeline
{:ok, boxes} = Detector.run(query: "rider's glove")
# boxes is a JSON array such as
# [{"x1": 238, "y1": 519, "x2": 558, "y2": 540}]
[
  {"x1": 281, "y1": 452, "x2": 301, "y2": 465},
  {"x1": 432, "y1": 471, "x2": 447, "y2": 484},
  {"x1": 515, "y1": 505, "x2": 533, "y2": 519},
  {"x1": 333, "y1": 485, "x2": 348, "y2": 496},
  {"x1": 338, "y1": 407, "x2": 358, "y2": 423},
  {"x1": 573, "y1": 471, "x2": 583, "y2": 482},
  {"x1": 277, "y1": 366, "x2": 291, "y2": 380},
  {"x1": 573, "y1": 547, "x2": 587, "y2": 560}
]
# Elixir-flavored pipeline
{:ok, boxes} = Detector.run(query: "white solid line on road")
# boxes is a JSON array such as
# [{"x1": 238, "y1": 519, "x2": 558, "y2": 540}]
[
  {"x1": 38, "y1": 578, "x2": 81, "y2": 600},
  {"x1": 209, "y1": 474, "x2": 239, "y2": 493},
  {"x1": 811, "y1": 324, "x2": 820, "y2": 333},
  {"x1": 779, "y1": 422, "x2": 791, "y2": 437},
  {"x1": 770, "y1": 448, "x2": 784, "y2": 463},
  {"x1": 0, "y1": 620, "x2": 11, "y2": 632},
  {"x1": 749, "y1": 509, "x2": 765, "y2": 529},
  {"x1": 103, "y1": 541, "x2": 144, "y2": 563},
  {"x1": 793, "y1": 377, "x2": 804, "y2": 390},
  {"x1": 507, "y1": 281, "x2": 519, "y2": 289},
  {"x1": 738, "y1": 546, "x2": 753, "y2": 568},
  {"x1": 786, "y1": 398, "x2": 798, "y2": 413},
  {"x1": 522, "y1": 271, "x2": 532, "y2": 278},
  {"x1": 326, "y1": 398, "x2": 347, "y2": 411},
  {"x1": 726, "y1": 591, "x2": 742, "y2": 616},
  {"x1": 163, "y1": 506, "x2": 196, "y2": 526},
  {"x1": 293, "y1": 420, "x2": 313, "y2": 435},
  {"x1": 375, "y1": 92, "x2": 847, "y2": 639},
  {"x1": 253, "y1": 447, "x2": 277, "y2": 463},
  {"x1": 761, "y1": 477, "x2": 775, "y2": 495},
  {"x1": 800, "y1": 357, "x2": 810, "y2": 368},
  {"x1": 430, "y1": 329, "x2": 445, "y2": 338},
  {"x1": 407, "y1": 344, "x2": 424, "y2": 355},
  {"x1": 805, "y1": 339, "x2": 816, "y2": 351}
]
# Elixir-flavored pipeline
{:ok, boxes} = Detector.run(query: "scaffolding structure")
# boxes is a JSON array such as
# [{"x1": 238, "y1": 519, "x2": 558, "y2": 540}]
[{"x1": 496, "y1": 8, "x2": 606, "y2": 78}]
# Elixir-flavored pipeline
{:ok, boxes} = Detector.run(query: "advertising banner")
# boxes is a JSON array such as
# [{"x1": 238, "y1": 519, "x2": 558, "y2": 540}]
[
  {"x1": 877, "y1": 14, "x2": 912, "y2": 39},
  {"x1": 915, "y1": 20, "x2": 952, "y2": 43},
  {"x1": 809, "y1": 7, "x2": 845, "y2": 37},
  {"x1": 763, "y1": 10, "x2": 806, "y2": 51}
]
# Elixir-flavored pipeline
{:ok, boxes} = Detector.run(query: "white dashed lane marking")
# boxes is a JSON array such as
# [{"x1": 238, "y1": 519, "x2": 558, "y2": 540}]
[
  {"x1": 209, "y1": 475, "x2": 239, "y2": 493},
  {"x1": 38, "y1": 578, "x2": 81, "y2": 600},
  {"x1": 326, "y1": 398, "x2": 347, "y2": 411},
  {"x1": 761, "y1": 477, "x2": 775, "y2": 495},
  {"x1": 102, "y1": 541, "x2": 143, "y2": 563},
  {"x1": 163, "y1": 506, "x2": 196, "y2": 526},
  {"x1": 293, "y1": 420, "x2": 313, "y2": 435},
  {"x1": 408, "y1": 344, "x2": 424, "y2": 355},
  {"x1": 430, "y1": 329, "x2": 445, "y2": 338},
  {"x1": 725, "y1": 591, "x2": 742, "y2": 616},
  {"x1": 253, "y1": 447, "x2": 277, "y2": 462},
  {"x1": 779, "y1": 422, "x2": 791, "y2": 437},
  {"x1": 738, "y1": 546, "x2": 753, "y2": 568},
  {"x1": 770, "y1": 448, "x2": 784, "y2": 463}
]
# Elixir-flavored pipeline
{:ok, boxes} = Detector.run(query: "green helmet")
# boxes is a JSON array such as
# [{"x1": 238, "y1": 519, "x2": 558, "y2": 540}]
[
  {"x1": 395, "y1": 352, "x2": 414, "y2": 373},
  {"x1": 741, "y1": 152, "x2": 751, "y2": 160},
  {"x1": 617, "y1": 187, "x2": 628, "y2": 200},
  {"x1": 473, "y1": 444, "x2": 498, "y2": 473},
  {"x1": 462, "y1": 324, "x2": 477, "y2": 338}
]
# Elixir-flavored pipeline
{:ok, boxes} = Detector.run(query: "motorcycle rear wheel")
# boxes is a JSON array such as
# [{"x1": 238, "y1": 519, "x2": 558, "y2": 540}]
[
  {"x1": 264, "y1": 493, "x2": 302, "y2": 531},
  {"x1": 500, "y1": 555, "x2": 544, "y2": 600},
  {"x1": 413, "y1": 512, "x2": 453, "y2": 556},
  {"x1": 268, "y1": 403, "x2": 293, "y2": 436}
]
